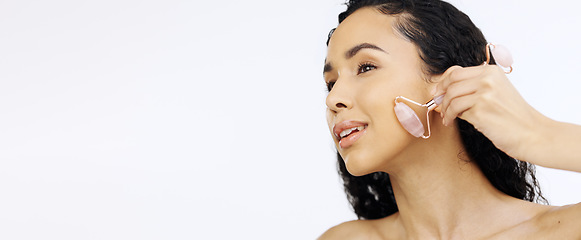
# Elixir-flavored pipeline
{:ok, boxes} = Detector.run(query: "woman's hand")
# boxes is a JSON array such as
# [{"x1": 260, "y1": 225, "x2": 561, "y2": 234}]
[
  {"x1": 432, "y1": 64, "x2": 549, "y2": 165},
  {"x1": 433, "y1": 64, "x2": 581, "y2": 172}
]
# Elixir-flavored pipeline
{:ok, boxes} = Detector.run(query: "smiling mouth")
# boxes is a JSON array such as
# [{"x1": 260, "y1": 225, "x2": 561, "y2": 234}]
[
  {"x1": 338, "y1": 125, "x2": 366, "y2": 140},
  {"x1": 335, "y1": 124, "x2": 368, "y2": 149}
]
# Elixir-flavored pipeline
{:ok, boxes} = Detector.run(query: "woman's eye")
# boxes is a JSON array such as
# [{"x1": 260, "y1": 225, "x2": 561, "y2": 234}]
[
  {"x1": 357, "y1": 63, "x2": 376, "y2": 74},
  {"x1": 326, "y1": 81, "x2": 336, "y2": 92}
]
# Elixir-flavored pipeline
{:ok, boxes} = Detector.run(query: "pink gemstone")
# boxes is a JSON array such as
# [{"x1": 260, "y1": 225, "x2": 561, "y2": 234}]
[
  {"x1": 491, "y1": 44, "x2": 513, "y2": 68},
  {"x1": 434, "y1": 94, "x2": 444, "y2": 105},
  {"x1": 394, "y1": 102, "x2": 425, "y2": 138}
]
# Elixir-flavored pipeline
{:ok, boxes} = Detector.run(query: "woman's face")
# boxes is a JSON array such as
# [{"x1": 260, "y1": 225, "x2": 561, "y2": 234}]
[{"x1": 324, "y1": 8, "x2": 432, "y2": 176}]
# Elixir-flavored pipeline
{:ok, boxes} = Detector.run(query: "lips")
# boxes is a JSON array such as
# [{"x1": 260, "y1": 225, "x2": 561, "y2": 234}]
[{"x1": 333, "y1": 120, "x2": 368, "y2": 149}]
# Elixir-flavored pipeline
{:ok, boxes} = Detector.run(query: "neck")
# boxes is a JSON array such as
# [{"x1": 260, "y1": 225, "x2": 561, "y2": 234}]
[{"x1": 384, "y1": 121, "x2": 522, "y2": 239}]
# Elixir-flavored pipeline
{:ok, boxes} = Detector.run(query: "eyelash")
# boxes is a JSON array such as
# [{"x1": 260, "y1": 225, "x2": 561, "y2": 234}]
[
  {"x1": 357, "y1": 62, "x2": 377, "y2": 74},
  {"x1": 326, "y1": 62, "x2": 377, "y2": 92},
  {"x1": 326, "y1": 81, "x2": 335, "y2": 92}
]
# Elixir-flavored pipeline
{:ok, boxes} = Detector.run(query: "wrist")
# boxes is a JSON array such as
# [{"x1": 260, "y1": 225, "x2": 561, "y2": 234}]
[{"x1": 521, "y1": 110, "x2": 554, "y2": 165}]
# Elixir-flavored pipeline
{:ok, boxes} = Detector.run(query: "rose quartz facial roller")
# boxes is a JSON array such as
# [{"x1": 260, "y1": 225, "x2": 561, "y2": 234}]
[
  {"x1": 394, "y1": 43, "x2": 513, "y2": 138},
  {"x1": 486, "y1": 43, "x2": 513, "y2": 73},
  {"x1": 394, "y1": 95, "x2": 444, "y2": 139}
]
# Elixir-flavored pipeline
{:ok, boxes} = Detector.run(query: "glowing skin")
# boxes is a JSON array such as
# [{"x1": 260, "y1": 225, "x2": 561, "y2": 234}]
[
  {"x1": 324, "y1": 7, "x2": 431, "y2": 176},
  {"x1": 319, "y1": 7, "x2": 581, "y2": 240}
]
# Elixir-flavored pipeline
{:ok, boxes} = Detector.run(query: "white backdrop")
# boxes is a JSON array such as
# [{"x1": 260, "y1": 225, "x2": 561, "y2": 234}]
[{"x1": 1, "y1": 0, "x2": 580, "y2": 239}]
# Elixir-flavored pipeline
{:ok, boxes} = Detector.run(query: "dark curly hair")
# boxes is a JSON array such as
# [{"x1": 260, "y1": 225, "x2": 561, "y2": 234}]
[{"x1": 326, "y1": 0, "x2": 547, "y2": 220}]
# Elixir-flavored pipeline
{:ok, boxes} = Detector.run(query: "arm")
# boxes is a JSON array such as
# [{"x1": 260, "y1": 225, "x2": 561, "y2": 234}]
[
  {"x1": 526, "y1": 117, "x2": 581, "y2": 172},
  {"x1": 433, "y1": 65, "x2": 581, "y2": 173}
]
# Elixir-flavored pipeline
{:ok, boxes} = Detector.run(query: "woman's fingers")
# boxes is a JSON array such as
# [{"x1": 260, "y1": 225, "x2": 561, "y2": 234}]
[
  {"x1": 440, "y1": 78, "x2": 480, "y2": 123},
  {"x1": 433, "y1": 64, "x2": 505, "y2": 126},
  {"x1": 442, "y1": 94, "x2": 478, "y2": 126},
  {"x1": 432, "y1": 64, "x2": 486, "y2": 97}
]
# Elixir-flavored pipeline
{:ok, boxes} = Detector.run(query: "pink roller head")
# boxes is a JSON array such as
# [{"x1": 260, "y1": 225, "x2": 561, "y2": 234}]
[
  {"x1": 491, "y1": 44, "x2": 513, "y2": 68},
  {"x1": 394, "y1": 102, "x2": 424, "y2": 138}
]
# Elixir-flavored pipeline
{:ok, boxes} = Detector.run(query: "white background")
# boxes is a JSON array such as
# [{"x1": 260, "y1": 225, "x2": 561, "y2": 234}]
[{"x1": 1, "y1": 0, "x2": 580, "y2": 239}]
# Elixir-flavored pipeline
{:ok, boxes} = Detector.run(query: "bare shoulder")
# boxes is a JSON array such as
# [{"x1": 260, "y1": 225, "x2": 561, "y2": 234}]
[
  {"x1": 532, "y1": 203, "x2": 581, "y2": 236},
  {"x1": 491, "y1": 203, "x2": 581, "y2": 239},
  {"x1": 318, "y1": 214, "x2": 400, "y2": 240},
  {"x1": 317, "y1": 220, "x2": 378, "y2": 240}
]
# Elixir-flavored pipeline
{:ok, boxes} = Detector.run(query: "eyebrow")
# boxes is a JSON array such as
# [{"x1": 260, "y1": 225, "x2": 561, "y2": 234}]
[
  {"x1": 323, "y1": 61, "x2": 333, "y2": 74},
  {"x1": 323, "y1": 43, "x2": 387, "y2": 74},
  {"x1": 346, "y1": 43, "x2": 386, "y2": 59}
]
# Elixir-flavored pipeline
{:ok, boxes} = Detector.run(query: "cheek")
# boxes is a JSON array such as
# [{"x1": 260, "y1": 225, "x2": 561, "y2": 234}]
[
  {"x1": 361, "y1": 72, "x2": 428, "y2": 136},
  {"x1": 359, "y1": 81, "x2": 400, "y2": 131},
  {"x1": 366, "y1": 97, "x2": 413, "y2": 156},
  {"x1": 345, "y1": 80, "x2": 417, "y2": 172}
]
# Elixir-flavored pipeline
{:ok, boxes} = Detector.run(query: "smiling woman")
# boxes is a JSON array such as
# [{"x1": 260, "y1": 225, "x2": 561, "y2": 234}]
[{"x1": 319, "y1": 0, "x2": 581, "y2": 239}]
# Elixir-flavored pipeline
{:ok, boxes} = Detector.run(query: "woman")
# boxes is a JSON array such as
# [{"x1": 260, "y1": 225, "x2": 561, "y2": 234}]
[{"x1": 320, "y1": 0, "x2": 581, "y2": 239}]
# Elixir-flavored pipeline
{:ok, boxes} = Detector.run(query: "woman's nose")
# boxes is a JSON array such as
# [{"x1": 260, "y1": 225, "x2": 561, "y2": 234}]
[{"x1": 325, "y1": 80, "x2": 352, "y2": 113}]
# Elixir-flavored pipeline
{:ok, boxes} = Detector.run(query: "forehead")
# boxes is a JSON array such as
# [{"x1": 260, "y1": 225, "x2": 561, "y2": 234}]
[{"x1": 327, "y1": 7, "x2": 397, "y2": 57}]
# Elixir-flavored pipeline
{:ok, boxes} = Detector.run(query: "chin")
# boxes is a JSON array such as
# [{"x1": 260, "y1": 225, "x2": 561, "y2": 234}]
[
  {"x1": 342, "y1": 150, "x2": 383, "y2": 176},
  {"x1": 340, "y1": 137, "x2": 413, "y2": 176}
]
